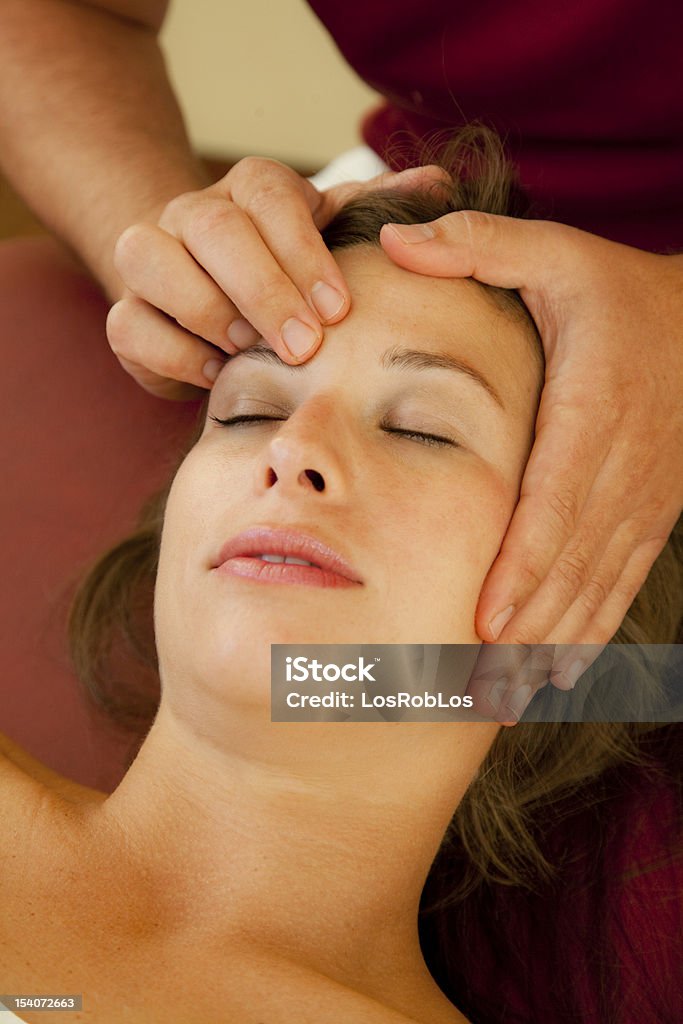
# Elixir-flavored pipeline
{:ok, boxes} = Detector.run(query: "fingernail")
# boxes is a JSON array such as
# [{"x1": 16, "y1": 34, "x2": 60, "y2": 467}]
[
  {"x1": 202, "y1": 358, "x2": 226, "y2": 384},
  {"x1": 228, "y1": 318, "x2": 260, "y2": 348},
  {"x1": 311, "y1": 281, "x2": 346, "y2": 322},
  {"x1": 281, "y1": 317, "x2": 320, "y2": 359},
  {"x1": 488, "y1": 604, "x2": 515, "y2": 641},
  {"x1": 487, "y1": 677, "x2": 509, "y2": 714},
  {"x1": 554, "y1": 658, "x2": 584, "y2": 691},
  {"x1": 499, "y1": 684, "x2": 532, "y2": 723},
  {"x1": 386, "y1": 222, "x2": 436, "y2": 244}
]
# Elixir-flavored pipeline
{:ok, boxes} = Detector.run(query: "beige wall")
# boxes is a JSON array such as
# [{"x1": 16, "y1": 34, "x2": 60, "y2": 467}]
[{"x1": 160, "y1": 0, "x2": 379, "y2": 170}]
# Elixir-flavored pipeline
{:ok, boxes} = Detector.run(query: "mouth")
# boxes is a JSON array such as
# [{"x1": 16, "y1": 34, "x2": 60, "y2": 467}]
[{"x1": 211, "y1": 526, "x2": 364, "y2": 589}]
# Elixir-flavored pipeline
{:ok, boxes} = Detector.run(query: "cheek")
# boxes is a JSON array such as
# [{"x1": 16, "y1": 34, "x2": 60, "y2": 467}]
[
  {"x1": 379, "y1": 464, "x2": 514, "y2": 639},
  {"x1": 400, "y1": 457, "x2": 514, "y2": 562},
  {"x1": 159, "y1": 457, "x2": 214, "y2": 575},
  {"x1": 153, "y1": 451, "x2": 226, "y2": 666}
]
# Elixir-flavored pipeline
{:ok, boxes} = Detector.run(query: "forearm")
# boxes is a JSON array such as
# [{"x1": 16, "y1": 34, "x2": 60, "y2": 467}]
[{"x1": 0, "y1": 0, "x2": 210, "y2": 298}]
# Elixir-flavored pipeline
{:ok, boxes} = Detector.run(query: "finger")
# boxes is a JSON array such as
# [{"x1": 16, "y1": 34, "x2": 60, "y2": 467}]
[
  {"x1": 475, "y1": 392, "x2": 608, "y2": 643},
  {"x1": 479, "y1": 643, "x2": 601, "y2": 714},
  {"x1": 107, "y1": 296, "x2": 227, "y2": 398},
  {"x1": 492, "y1": 644, "x2": 604, "y2": 726},
  {"x1": 227, "y1": 159, "x2": 351, "y2": 326},
  {"x1": 228, "y1": 162, "x2": 452, "y2": 327},
  {"x1": 114, "y1": 222, "x2": 254, "y2": 353},
  {"x1": 490, "y1": 526, "x2": 673, "y2": 717},
  {"x1": 466, "y1": 643, "x2": 530, "y2": 717},
  {"x1": 379, "y1": 211, "x2": 593, "y2": 296},
  {"x1": 486, "y1": 477, "x2": 679, "y2": 653},
  {"x1": 549, "y1": 532, "x2": 673, "y2": 647},
  {"x1": 491, "y1": 645, "x2": 556, "y2": 725},
  {"x1": 485, "y1": 524, "x2": 674, "y2": 718},
  {"x1": 489, "y1": 482, "x2": 629, "y2": 647},
  {"x1": 548, "y1": 643, "x2": 605, "y2": 692},
  {"x1": 164, "y1": 194, "x2": 324, "y2": 364}
]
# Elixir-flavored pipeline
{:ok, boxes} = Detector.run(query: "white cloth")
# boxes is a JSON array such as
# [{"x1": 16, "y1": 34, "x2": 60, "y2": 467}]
[{"x1": 307, "y1": 144, "x2": 389, "y2": 190}]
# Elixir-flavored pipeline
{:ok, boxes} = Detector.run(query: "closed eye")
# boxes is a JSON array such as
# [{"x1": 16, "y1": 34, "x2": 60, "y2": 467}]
[
  {"x1": 209, "y1": 414, "x2": 286, "y2": 427},
  {"x1": 209, "y1": 414, "x2": 458, "y2": 448},
  {"x1": 382, "y1": 427, "x2": 457, "y2": 448}
]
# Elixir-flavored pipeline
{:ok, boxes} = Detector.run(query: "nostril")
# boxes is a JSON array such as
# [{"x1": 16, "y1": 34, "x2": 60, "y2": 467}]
[{"x1": 305, "y1": 469, "x2": 325, "y2": 492}]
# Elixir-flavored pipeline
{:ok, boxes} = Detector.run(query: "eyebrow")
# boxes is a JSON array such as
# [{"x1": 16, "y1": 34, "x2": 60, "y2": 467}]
[{"x1": 235, "y1": 343, "x2": 504, "y2": 409}]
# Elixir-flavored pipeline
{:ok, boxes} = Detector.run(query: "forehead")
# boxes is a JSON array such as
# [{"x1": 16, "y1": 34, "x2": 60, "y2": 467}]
[
  {"x1": 325, "y1": 246, "x2": 541, "y2": 404},
  {"x1": 333, "y1": 246, "x2": 502, "y2": 328}
]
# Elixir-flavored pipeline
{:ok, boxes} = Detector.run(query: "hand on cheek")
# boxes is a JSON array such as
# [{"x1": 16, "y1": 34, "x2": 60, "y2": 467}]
[{"x1": 383, "y1": 211, "x2": 683, "y2": 728}]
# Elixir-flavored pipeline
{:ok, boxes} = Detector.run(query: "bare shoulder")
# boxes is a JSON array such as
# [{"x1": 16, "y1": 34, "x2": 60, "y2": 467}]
[
  {"x1": 0, "y1": 731, "x2": 105, "y2": 888},
  {"x1": 0, "y1": 732, "x2": 110, "y2": 950},
  {"x1": 0, "y1": 732, "x2": 105, "y2": 900}
]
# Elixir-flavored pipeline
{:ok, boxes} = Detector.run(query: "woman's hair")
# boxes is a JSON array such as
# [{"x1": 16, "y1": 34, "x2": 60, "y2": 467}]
[{"x1": 68, "y1": 125, "x2": 682, "y2": 1023}]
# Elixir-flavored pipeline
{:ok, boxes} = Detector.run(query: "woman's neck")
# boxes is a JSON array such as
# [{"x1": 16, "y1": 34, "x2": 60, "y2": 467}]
[{"x1": 91, "y1": 699, "x2": 499, "y2": 1012}]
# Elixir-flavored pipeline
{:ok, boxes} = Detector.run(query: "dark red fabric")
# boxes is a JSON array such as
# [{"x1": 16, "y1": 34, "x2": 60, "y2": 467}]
[
  {"x1": 419, "y1": 726, "x2": 683, "y2": 1023},
  {"x1": 308, "y1": 0, "x2": 683, "y2": 251},
  {"x1": 0, "y1": 238, "x2": 201, "y2": 791}
]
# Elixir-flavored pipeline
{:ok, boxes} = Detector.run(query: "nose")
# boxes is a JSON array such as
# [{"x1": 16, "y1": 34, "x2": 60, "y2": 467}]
[{"x1": 257, "y1": 397, "x2": 350, "y2": 499}]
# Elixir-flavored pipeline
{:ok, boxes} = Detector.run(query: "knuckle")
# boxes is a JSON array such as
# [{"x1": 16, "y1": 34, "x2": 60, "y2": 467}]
[
  {"x1": 458, "y1": 209, "x2": 496, "y2": 254},
  {"x1": 243, "y1": 274, "x2": 288, "y2": 316},
  {"x1": 421, "y1": 163, "x2": 452, "y2": 186},
  {"x1": 241, "y1": 178, "x2": 292, "y2": 220},
  {"x1": 229, "y1": 155, "x2": 272, "y2": 181},
  {"x1": 162, "y1": 189, "x2": 200, "y2": 223},
  {"x1": 459, "y1": 209, "x2": 493, "y2": 234},
  {"x1": 236, "y1": 163, "x2": 302, "y2": 220},
  {"x1": 186, "y1": 199, "x2": 235, "y2": 244},
  {"x1": 106, "y1": 298, "x2": 138, "y2": 353},
  {"x1": 546, "y1": 487, "x2": 581, "y2": 536},
  {"x1": 515, "y1": 553, "x2": 546, "y2": 594},
  {"x1": 576, "y1": 574, "x2": 612, "y2": 616},
  {"x1": 113, "y1": 222, "x2": 154, "y2": 275},
  {"x1": 552, "y1": 549, "x2": 592, "y2": 597}
]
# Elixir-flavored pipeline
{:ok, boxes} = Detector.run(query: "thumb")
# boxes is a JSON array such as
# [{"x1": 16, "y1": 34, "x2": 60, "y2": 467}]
[{"x1": 379, "y1": 211, "x2": 588, "y2": 292}]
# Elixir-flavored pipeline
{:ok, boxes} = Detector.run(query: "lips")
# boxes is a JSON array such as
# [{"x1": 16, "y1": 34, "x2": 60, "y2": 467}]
[{"x1": 212, "y1": 527, "x2": 363, "y2": 585}]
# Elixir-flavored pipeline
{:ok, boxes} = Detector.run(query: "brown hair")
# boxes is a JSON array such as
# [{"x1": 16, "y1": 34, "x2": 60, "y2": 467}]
[{"x1": 68, "y1": 125, "x2": 682, "y2": 1021}]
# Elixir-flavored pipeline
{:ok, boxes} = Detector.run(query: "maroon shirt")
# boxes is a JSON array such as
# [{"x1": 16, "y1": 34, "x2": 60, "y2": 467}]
[{"x1": 308, "y1": 0, "x2": 683, "y2": 251}]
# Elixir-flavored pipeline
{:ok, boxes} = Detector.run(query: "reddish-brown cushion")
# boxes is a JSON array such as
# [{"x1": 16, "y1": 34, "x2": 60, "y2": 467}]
[{"x1": 0, "y1": 237, "x2": 201, "y2": 791}]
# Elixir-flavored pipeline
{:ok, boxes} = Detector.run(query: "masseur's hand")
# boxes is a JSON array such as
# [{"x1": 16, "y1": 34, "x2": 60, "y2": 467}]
[
  {"x1": 107, "y1": 158, "x2": 444, "y2": 400},
  {"x1": 381, "y1": 217, "x2": 683, "y2": 721}
]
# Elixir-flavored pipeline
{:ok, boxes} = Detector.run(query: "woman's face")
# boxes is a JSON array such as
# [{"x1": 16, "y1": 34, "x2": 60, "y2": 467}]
[{"x1": 155, "y1": 247, "x2": 542, "y2": 704}]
